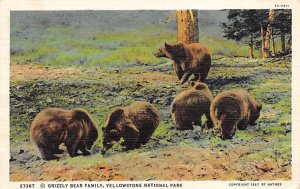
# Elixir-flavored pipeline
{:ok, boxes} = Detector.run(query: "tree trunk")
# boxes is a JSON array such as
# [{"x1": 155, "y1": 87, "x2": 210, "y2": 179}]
[
  {"x1": 263, "y1": 9, "x2": 274, "y2": 58},
  {"x1": 270, "y1": 10, "x2": 275, "y2": 56},
  {"x1": 280, "y1": 30, "x2": 286, "y2": 52},
  {"x1": 264, "y1": 26, "x2": 270, "y2": 58},
  {"x1": 271, "y1": 30, "x2": 276, "y2": 56},
  {"x1": 261, "y1": 23, "x2": 268, "y2": 58},
  {"x1": 249, "y1": 33, "x2": 254, "y2": 59},
  {"x1": 176, "y1": 10, "x2": 199, "y2": 44},
  {"x1": 286, "y1": 35, "x2": 292, "y2": 53}
]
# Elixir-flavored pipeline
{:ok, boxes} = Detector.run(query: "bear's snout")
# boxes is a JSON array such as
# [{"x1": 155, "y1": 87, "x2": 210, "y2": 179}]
[{"x1": 153, "y1": 52, "x2": 159, "y2": 57}]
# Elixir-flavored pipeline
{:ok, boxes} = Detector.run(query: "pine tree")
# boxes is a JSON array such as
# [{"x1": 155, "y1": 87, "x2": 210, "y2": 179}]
[
  {"x1": 273, "y1": 9, "x2": 292, "y2": 53},
  {"x1": 222, "y1": 10, "x2": 265, "y2": 59}
]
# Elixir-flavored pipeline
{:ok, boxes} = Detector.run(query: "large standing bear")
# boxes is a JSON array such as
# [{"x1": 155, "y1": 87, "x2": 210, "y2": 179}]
[
  {"x1": 101, "y1": 101, "x2": 160, "y2": 154},
  {"x1": 170, "y1": 81, "x2": 214, "y2": 130},
  {"x1": 30, "y1": 108, "x2": 98, "y2": 160},
  {"x1": 210, "y1": 89, "x2": 262, "y2": 140},
  {"x1": 154, "y1": 42, "x2": 212, "y2": 84}
]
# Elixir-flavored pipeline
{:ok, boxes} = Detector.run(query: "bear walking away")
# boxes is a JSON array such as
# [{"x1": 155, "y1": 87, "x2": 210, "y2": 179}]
[
  {"x1": 210, "y1": 89, "x2": 262, "y2": 140},
  {"x1": 101, "y1": 101, "x2": 160, "y2": 154},
  {"x1": 30, "y1": 108, "x2": 98, "y2": 160},
  {"x1": 154, "y1": 42, "x2": 212, "y2": 84},
  {"x1": 170, "y1": 81, "x2": 214, "y2": 130}
]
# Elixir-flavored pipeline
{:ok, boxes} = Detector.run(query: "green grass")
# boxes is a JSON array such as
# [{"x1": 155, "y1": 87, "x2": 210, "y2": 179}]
[
  {"x1": 201, "y1": 36, "x2": 260, "y2": 58},
  {"x1": 12, "y1": 25, "x2": 288, "y2": 68},
  {"x1": 242, "y1": 133, "x2": 291, "y2": 161},
  {"x1": 51, "y1": 153, "x2": 107, "y2": 166},
  {"x1": 11, "y1": 26, "x2": 176, "y2": 68}
]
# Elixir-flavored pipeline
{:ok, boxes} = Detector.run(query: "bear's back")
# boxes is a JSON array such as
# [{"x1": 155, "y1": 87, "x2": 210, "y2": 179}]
[
  {"x1": 185, "y1": 43, "x2": 211, "y2": 56},
  {"x1": 30, "y1": 108, "x2": 73, "y2": 143},
  {"x1": 174, "y1": 88, "x2": 212, "y2": 106},
  {"x1": 211, "y1": 89, "x2": 249, "y2": 121},
  {"x1": 126, "y1": 101, "x2": 159, "y2": 129}
]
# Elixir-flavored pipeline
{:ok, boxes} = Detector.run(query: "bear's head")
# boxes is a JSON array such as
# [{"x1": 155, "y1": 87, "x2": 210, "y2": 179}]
[
  {"x1": 190, "y1": 81, "x2": 208, "y2": 90},
  {"x1": 101, "y1": 108, "x2": 124, "y2": 154},
  {"x1": 252, "y1": 103, "x2": 262, "y2": 123},
  {"x1": 153, "y1": 42, "x2": 186, "y2": 60},
  {"x1": 214, "y1": 104, "x2": 240, "y2": 140},
  {"x1": 219, "y1": 118, "x2": 238, "y2": 140},
  {"x1": 153, "y1": 46, "x2": 169, "y2": 58}
]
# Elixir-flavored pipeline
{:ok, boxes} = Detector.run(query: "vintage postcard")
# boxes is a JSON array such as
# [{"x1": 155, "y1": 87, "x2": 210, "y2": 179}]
[{"x1": 1, "y1": 0, "x2": 300, "y2": 188}]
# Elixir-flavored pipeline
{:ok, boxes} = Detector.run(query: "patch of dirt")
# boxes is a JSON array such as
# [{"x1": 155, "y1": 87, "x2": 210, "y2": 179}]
[
  {"x1": 130, "y1": 72, "x2": 176, "y2": 83},
  {"x1": 10, "y1": 145, "x2": 291, "y2": 181},
  {"x1": 10, "y1": 65, "x2": 84, "y2": 81}
]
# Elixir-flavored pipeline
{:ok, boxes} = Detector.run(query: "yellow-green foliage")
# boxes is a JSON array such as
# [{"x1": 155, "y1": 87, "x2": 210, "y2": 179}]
[
  {"x1": 12, "y1": 26, "x2": 277, "y2": 67},
  {"x1": 201, "y1": 36, "x2": 260, "y2": 58}
]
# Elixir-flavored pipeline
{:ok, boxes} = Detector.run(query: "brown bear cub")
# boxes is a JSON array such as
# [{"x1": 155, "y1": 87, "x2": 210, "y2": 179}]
[
  {"x1": 170, "y1": 81, "x2": 214, "y2": 130},
  {"x1": 30, "y1": 108, "x2": 98, "y2": 160},
  {"x1": 210, "y1": 89, "x2": 262, "y2": 140},
  {"x1": 153, "y1": 42, "x2": 212, "y2": 84},
  {"x1": 101, "y1": 101, "x2": 159, "y2": 154}
]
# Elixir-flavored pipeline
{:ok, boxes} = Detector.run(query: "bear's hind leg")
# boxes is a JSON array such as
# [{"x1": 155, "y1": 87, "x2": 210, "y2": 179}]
[{"x1": 205, "y1": 112, "x2": 214, "y2": 129}]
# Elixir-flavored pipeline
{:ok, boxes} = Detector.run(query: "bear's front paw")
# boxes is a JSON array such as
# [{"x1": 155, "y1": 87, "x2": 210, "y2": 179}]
[
  {"x1": 82, "y1": 151, "x2": 91, "y2": 156},
  {"x1": 69, "y1": 152, "x2": 79, "y2": 158}
]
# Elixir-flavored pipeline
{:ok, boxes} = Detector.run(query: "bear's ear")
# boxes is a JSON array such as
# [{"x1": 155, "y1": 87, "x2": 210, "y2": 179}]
[
  {"x1": 257, "y1": 103, "x2": 262, "y2": 111},
  {"x1": 165, "y1": 43, "x2": 172, "y2": 51},
  {"x1": 112, "y1": 108, "x2": 124, "y2": 115},
  {"x1": 109, "y1": 108, "x2": 124, "y2": 122}
]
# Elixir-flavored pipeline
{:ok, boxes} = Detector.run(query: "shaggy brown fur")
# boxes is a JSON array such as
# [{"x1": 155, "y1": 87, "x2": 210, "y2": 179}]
[
  {"x1": 210, "y1": 89, "x2": 262, "y2": 140},
  {"x1": 153, "y1": 42, "x2": 212, "y2": 84},
  {"x1": 101, "y1": 101, "x2": 160, "y2": 154},
  {"x1": 170, "y1": 81, "x2": 214, "y2": 130},
  {"x1": 30, "y1": 108, "x2": 98, "y2": 160}
]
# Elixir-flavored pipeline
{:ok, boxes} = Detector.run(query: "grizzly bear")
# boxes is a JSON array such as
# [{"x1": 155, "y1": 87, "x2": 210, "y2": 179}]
[
  {"x1": 153, "y1": 42, "x2": 212, "y2": 84},
  {"x1": 30, "y1": 108, "x2": 98, "y2": 160},
  {"x1": 170, "y1": 81, "x2": 214, "y2": 130},
  {"x1": 101, "y1": 101, "x2": 159, "y2": 154},
  {"x1": 210, "y1": 89, "x2": 262, "y2": 140}
]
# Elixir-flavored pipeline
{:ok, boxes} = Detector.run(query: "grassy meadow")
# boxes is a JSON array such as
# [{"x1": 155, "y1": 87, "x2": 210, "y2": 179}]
[{"x1": 10, "y1": 11, "x2": 291, "y2": 181}]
